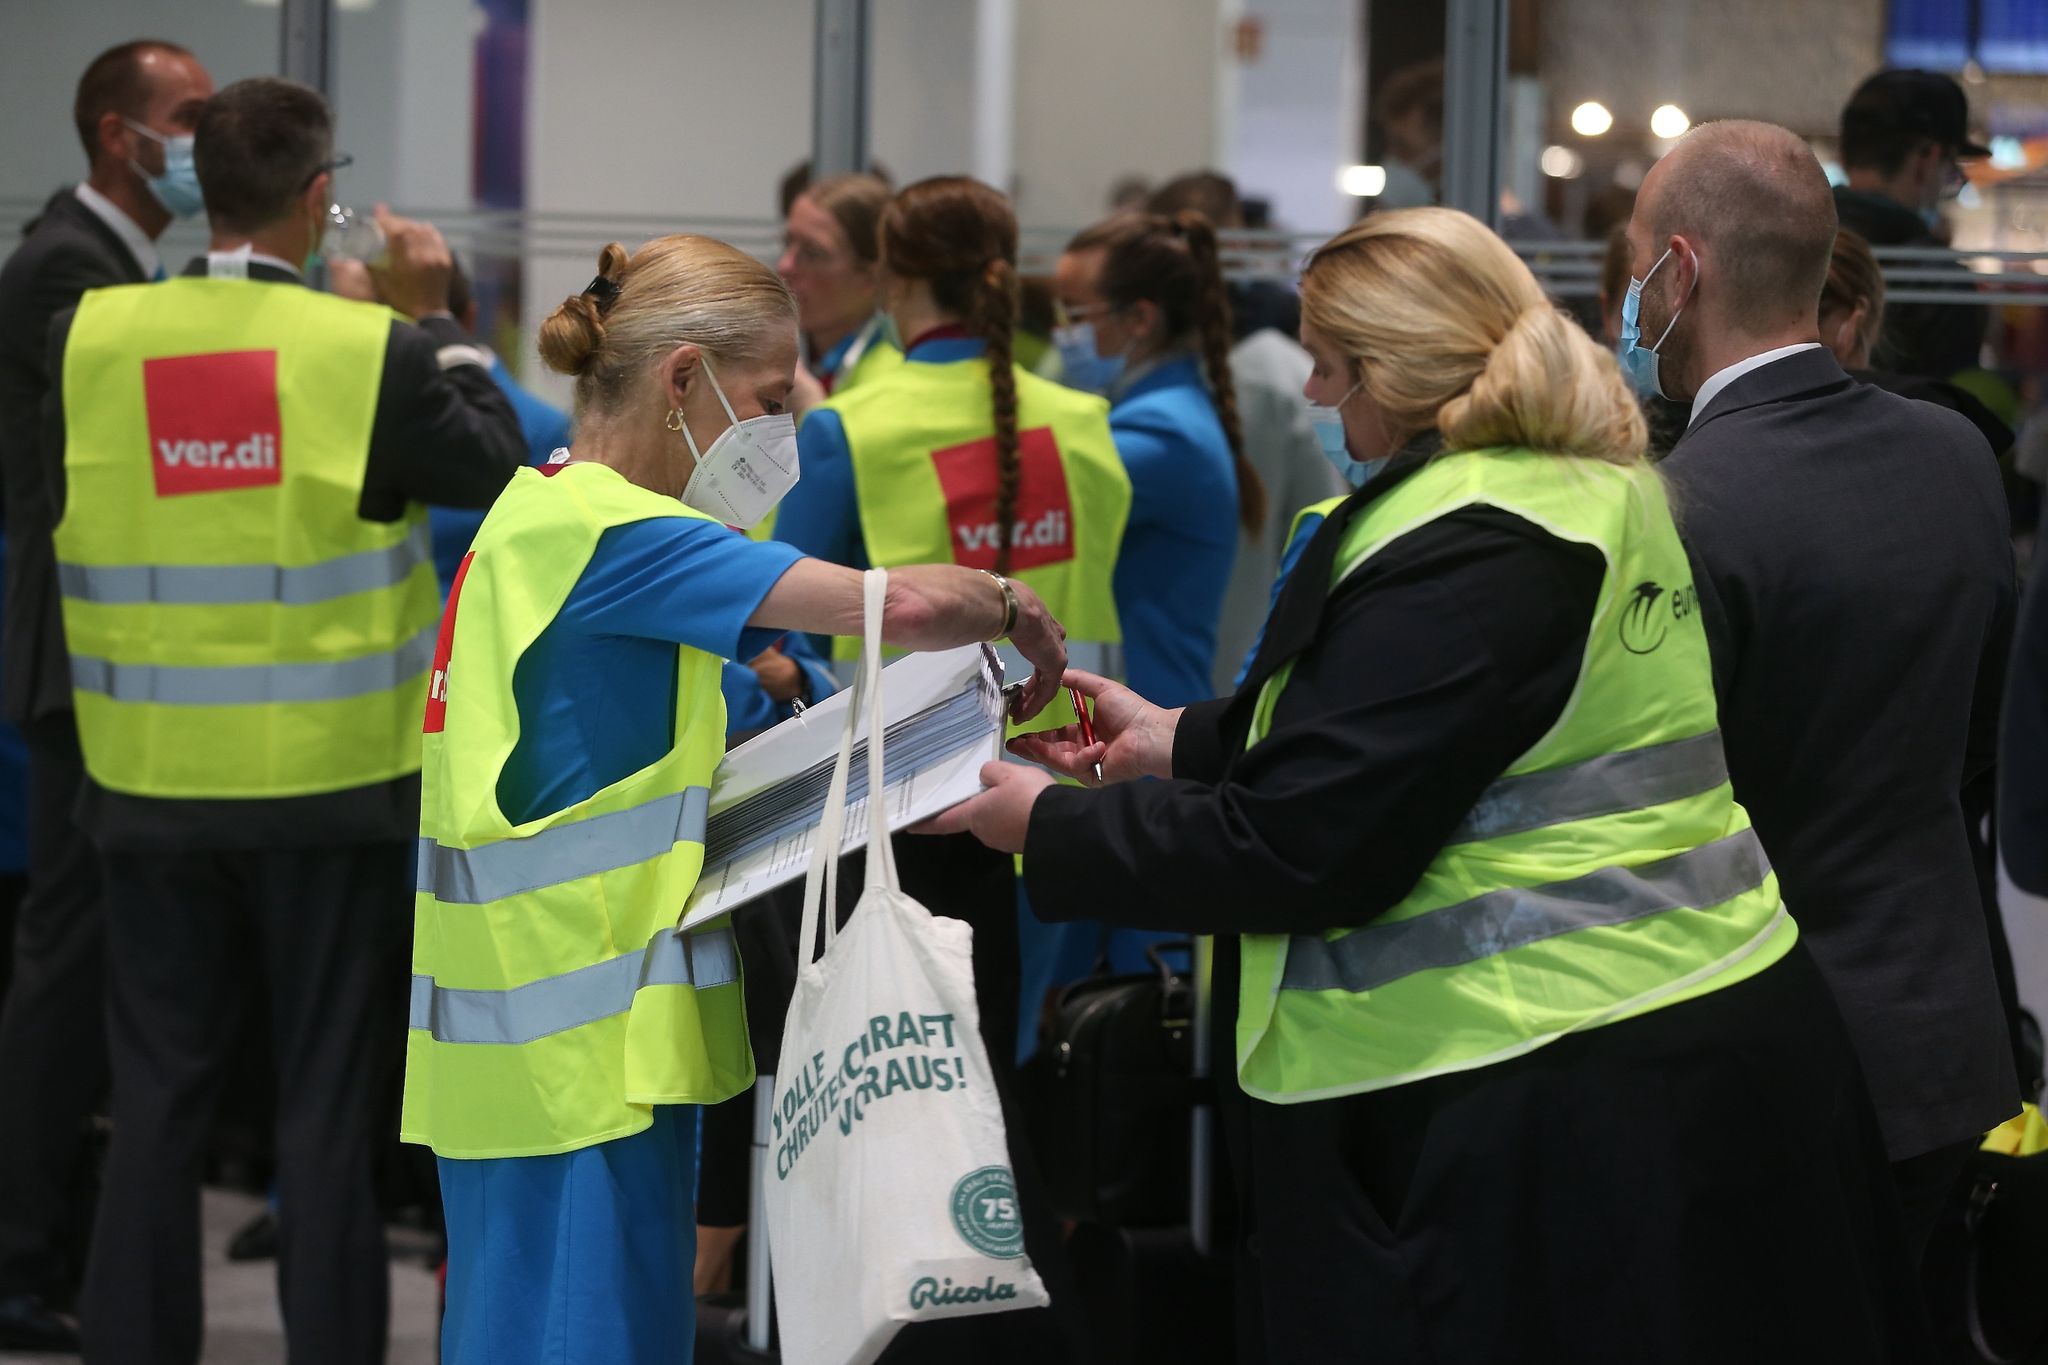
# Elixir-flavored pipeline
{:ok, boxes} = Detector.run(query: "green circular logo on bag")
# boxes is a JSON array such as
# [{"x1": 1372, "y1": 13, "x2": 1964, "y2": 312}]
[{"x1": 950, "y1": 1166, "x2": 1024, "y2": 1259}]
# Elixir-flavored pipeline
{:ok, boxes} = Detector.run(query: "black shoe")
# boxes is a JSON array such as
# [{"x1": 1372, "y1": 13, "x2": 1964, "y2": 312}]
[
  {"x1": 0, "y1": 1293, "x2": 81, "y2": 1352},
  {"x1": 226, "y1": 1208, "x2": 279, "y2": 1262}
]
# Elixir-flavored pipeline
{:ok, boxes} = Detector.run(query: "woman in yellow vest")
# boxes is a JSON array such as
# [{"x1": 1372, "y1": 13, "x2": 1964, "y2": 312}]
[
  {"x1": 398, "y1": 233, "x2": 1069, "y2": 1365},
  {"x1": 929, "y1": 209, "x2": 1927, "y2": 1363},
  {"x1": 772, "y1": 175, "x2": 1126, "y2": 1356}
]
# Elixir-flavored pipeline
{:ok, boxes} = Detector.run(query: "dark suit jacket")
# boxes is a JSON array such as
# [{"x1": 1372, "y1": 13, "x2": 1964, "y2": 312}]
[
  {"x1": 1662, "y1": 345, "x2": 2018, "y2": 1161},
  {"x1": 0, "y1": 189, "x2": 148, "y2": 725}
]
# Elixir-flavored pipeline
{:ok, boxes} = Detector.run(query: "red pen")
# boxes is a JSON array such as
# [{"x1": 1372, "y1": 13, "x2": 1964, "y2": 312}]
[{"x1": 1068, "y1": 686, "x2": 1105, "y2": 785}]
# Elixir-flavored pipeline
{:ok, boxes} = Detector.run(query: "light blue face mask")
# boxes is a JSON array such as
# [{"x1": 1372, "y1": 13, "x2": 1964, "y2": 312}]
[
  {"x1": 1617, "y1": 246, "x2": 1685, "y2": 401},
  {"x1": 1053, "y1": 321, "x2": 1126, "y2": 395},
  {"x1": 124, "y1": 120, "x2": 204, "y2": 220},
  {"x1": 1309, "y1": 383, "x2": 1386, "y2": 487}
]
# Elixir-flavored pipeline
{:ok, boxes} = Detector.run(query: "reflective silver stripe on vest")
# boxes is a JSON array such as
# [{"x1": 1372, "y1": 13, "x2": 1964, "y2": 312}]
[
  {"x1": 833, "y1": 638, "x2": 1123, "y2": 688},
  {"x1": 418, "y1": 786, "x2": 712, "y2": 905},
  {"x1": 70, "y1": 623, "x2": 437, "y2": 707},
  {"x1": 1279, "y1": 827, "x2": 1771, "y2": 995},
  {"x1": 1449, "y1": 730, "x2": 1731, "y2": 844},
  {"x1": 58, "y1": 520, "x2": 431, "y2": 607},
  {"x1": 409, "y1": 923, "x2": 739, "y2": 1045}
]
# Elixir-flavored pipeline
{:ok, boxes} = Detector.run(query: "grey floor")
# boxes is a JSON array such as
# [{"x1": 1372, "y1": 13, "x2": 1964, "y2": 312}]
[{"x1": 0, "y1": 1186, "x2": 441, "y2": 1365}]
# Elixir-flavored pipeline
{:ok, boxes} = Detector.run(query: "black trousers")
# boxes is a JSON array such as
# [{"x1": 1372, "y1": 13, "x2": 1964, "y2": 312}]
[
  {"x1": 1246, "y1": 945, "x2": 1932, "y2": 1365},
  {"x1": 80, "y1": 842, "x2": 408, "y2": 1365},
  {"x1": 0, "y1": 714, "x2": 108, "y2": 1301}
]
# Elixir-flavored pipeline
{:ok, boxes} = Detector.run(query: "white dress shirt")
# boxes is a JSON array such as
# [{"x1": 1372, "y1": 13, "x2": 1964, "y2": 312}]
[
  {"x1": 73, "y1": 182, "x2": 160, "y2": 281},
  {"x1": 1686, "y1": 342, "x2": 1824, "y2": 427}
]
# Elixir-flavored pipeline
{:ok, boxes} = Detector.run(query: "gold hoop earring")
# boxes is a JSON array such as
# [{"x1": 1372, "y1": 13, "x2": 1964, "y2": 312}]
[{"x1": 665, "y1": 408, "x2": 686, "y2": 432}]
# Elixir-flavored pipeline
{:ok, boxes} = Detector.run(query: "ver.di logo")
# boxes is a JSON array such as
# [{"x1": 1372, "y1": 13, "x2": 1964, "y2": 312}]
[
  {"x1": 1619, "y1": 581, "x2": 1670, "y2": 654},
  {"x1": 950, "y1": 1166, "x2": 1024, "y2": 1259}
]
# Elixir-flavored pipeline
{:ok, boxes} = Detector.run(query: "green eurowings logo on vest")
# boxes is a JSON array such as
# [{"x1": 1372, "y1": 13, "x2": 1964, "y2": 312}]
[{"x1": 1619, "y1": 580, "x2": 1701, "y2": 655}]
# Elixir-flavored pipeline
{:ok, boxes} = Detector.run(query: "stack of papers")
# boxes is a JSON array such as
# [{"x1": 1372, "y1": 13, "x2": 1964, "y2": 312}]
[{"x1": 679, "y1": 643, "x2": 1005, "y2": 931}]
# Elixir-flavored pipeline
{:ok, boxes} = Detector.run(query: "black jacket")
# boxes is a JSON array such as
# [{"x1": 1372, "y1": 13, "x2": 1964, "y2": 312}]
[
  {"x1": 0, "y1": 188, "x2": 149, "y2": 727},
  {"x1": 1023, "y1": 447, "x2": 1604, "y2": 936},
  {"x1": 1661, "y1": 345, "x2": 2017, "y2": 1160},
  {"x1": 41, "y1": 257, "x2": 525, "y2": 849},
  {"x1": 1834, "y1": 186, "x2": 1990, "y2": 381}
]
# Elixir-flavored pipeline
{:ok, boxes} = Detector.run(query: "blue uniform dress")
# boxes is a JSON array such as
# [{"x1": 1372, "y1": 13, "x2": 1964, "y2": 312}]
[
  {"x1": 1018, "y1": 355, "x2": 1240, "y2": 1012},
  {"x1": 437, "y1": 513, "x2": 806, "y2": 1365},
  {"x1": 1103, "y1": 353, "x2": 1238, "y2": 708}
]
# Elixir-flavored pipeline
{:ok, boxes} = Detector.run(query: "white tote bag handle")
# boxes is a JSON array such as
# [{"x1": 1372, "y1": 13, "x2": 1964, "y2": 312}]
[{"x1": 797, "y1": 568, "x2": 897, "y2": 967}]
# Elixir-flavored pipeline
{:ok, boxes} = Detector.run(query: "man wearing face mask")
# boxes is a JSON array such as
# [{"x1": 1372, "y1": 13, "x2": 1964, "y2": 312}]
[
  {"x1": 1635, "y1": 120, "x2": 2016, "y2": 1263},
  {"x1": 1832, "y1": 69, "x2": 1991, "y2": 379},
  {"x1": 0, "y1": 38, "x2": 213, "y2": 1352},
  {"x1": 39, "y1": 77, "x2": 522, "y2": 1365}
]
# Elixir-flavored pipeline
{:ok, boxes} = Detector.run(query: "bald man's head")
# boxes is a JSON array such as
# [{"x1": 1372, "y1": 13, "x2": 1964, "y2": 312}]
[{"x1": 1636, "y1": 120, "x2": 1837, "y2": 335}]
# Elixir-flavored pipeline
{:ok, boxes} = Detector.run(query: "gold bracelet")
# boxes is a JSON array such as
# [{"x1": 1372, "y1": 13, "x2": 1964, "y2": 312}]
[{"x1": 980, "y1": 569, "x2": 1019, "y2": 640}]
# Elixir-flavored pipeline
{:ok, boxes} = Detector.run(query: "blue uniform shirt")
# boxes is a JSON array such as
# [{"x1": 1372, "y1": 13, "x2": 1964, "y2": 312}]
[
  {"x1": 1106, "y1": 354, "x2": 1238, "y2": 708},
  {"x1": 496, "y1": 514, "x2": 803, "y2": 824}
]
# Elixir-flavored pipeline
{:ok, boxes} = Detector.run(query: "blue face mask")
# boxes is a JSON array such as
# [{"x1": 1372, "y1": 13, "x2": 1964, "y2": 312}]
[
  {"x1": 1618, "y1": 246, "x2": 1687, "y2": 401},
  {"x1": 1309, "y1": 384, "x2": 1386, "y2": 487},
  {"x1": 124, "y1": 120, "x2": 204, "y2": 220},
  {"x1": 1053, "y1": 321, "x2": 1126, "y2": 395}
]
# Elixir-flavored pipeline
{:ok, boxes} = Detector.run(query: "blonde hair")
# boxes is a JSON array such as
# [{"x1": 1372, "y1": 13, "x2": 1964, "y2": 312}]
[
  {"x1": 1299, "y1": 207, "x2": 1646, "y2": 464},
  {"x1": 538, "y1": 234, "x2": 797, "y2": 413}
]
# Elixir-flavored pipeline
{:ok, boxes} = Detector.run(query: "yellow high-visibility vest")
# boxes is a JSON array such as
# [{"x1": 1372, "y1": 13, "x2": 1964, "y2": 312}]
[
  {"x1": 402, "y1": 461, "x2": 751, "y2": 1159},
  {"x1": 55, "y1": 277, "x2": 438, "y2": 798},
  {"x1": 820, "y1": 352, "x2": 1132, "y2": 732},
  {"x1": 1238, "y1": 448, "x2": 1794, "y2": 1102}
]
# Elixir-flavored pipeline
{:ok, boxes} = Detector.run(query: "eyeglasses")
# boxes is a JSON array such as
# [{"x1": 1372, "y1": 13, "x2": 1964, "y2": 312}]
[{"x1": 301, "y1": 152, "x2": 354, "y2": 191}]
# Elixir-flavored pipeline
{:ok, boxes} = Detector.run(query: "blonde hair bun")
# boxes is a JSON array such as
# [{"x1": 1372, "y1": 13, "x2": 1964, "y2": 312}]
[
  {"x1": 534, "y1": 237, "x2": 795, "y2": 413},
  {"x1": 538, "y1": 242, "x2": 629, "y2": 378}
]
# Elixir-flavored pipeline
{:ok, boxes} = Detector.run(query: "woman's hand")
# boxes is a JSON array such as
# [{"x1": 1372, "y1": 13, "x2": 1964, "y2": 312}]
[
  {"x1": 747, "y1": 645, "x2": 805, "y2": 703},
  {"x1": 1002, "y1": 580, "x2": 1067, "y2": 723},
  {"x1": 916, "y1": 761, "x2": 1055, "y2": 853},
  {"x1": 1007, "y1": 670, "x2": 1180, "y2": 784}
]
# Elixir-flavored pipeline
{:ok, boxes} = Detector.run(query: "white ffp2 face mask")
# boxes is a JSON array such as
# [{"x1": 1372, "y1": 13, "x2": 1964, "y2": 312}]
[{"x1": 678, "y1": 356, "x2": 800, "y2": 529}]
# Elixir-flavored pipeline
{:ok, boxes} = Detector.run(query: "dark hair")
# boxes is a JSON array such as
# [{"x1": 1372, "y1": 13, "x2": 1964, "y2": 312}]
[
  {"x1": 797, "y1": 173, "x2": 890, "y2": 265},
  {"x1": 193, "y1": 78, "x2": 333, "y2": 234},
  {"x1": 1069, "y1": 210, "x2": 1264, "y2": 533},
  {"x1": 1148, "y1": 172, "x2": 1242, "y2": 230},
  {"x1": 880, "y1": 177, "x2": 1026, "y2": 573},
  {"x1": 1375, "y1": 58, "x2": 1445, "y2": 135},
  {"x1": 779, "y1": 159, "x2": 892, "y2": 219},
  {"x1": 1839, "y1": 115, "x2": 1928, "y2": 178},
  {"x1": 74, "y1": 40, "x2": 192, "y2": 161}
]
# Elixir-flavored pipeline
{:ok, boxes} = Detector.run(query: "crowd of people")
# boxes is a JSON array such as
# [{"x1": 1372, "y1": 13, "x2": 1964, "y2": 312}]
[{"x1": 0, "y1": 34, "x2": 2038, "y2": 1365}]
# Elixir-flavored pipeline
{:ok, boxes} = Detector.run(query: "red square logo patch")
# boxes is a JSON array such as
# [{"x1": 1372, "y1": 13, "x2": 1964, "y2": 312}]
[
  {"x1": 930, "y1": 426, "x2": 1075, "y2": 573},
  {"x1": 143, "y1": 350, "x2": 283, "y2": 497}
]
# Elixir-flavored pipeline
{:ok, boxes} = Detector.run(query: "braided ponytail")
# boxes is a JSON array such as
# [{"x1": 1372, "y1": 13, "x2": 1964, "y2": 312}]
[
  {"x1": 1173, "y1": 211, "x2": 1264, "y2": 533},
  {"x1": 1070, "y1": 208, "x2": 1267, "y2": 532},
  {"x1": 972, "y1": 258, "x2": 1024, "y2": 573}
]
